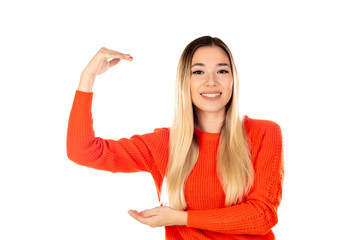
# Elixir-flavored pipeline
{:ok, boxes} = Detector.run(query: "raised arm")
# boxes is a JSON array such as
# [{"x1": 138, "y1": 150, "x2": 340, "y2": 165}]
[
  {"x1": 66, "y1": 90, "x2": 164, "y2": 173},
  {"x1": 67, "y1": 47, "x2": 161, "y2": 173},
  {"x1": 186, "y1": 123, "x2": 284, "y2": 235}
]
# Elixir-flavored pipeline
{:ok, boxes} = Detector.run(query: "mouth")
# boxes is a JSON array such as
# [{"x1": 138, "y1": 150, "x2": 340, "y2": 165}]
[{"x1": 200, "y1": 92, "x2": 222, "y2": 98}]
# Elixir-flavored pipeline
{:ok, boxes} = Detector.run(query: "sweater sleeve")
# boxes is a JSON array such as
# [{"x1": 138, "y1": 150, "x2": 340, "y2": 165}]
[
  {"x1": 187, "y1": 123, "x2": 284, "y2": 235},
  {"x1": 66, "y1": 90, "x2": 161, "y2": 173}
]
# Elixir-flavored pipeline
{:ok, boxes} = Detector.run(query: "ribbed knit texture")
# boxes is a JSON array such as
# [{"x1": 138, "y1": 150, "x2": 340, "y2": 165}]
[{"x1": 67, "y1": 90, "x2": 284, "y2": 240}]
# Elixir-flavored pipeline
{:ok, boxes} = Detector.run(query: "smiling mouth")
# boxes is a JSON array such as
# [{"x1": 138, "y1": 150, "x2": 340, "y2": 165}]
[{"x1": 200, "y1": 93, "x2": 222, "y2": 98}]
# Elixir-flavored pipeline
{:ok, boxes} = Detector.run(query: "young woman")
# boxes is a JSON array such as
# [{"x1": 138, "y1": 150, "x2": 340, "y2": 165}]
[{"x1": 67, "y1": 36, "x2": 284, "y2": 239}]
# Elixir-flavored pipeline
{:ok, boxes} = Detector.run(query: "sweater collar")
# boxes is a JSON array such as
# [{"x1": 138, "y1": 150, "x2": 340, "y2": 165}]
[
  {"x1": 193, "y1": 115, "x2": 250, "y2": 140},
  {"x1": 194, "y1": 126, "x2": 220, "y2": 141}
]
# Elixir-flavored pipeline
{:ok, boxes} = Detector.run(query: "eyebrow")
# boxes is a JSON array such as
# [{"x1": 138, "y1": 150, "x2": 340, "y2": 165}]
[{"x1": 191, "y1": 63, "x2": 230, "y2": 68}]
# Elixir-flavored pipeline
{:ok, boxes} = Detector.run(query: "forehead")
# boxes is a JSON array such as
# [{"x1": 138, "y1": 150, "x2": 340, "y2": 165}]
[{"x1": 191, "y1": 46, "x2": 230, "y2": 65}]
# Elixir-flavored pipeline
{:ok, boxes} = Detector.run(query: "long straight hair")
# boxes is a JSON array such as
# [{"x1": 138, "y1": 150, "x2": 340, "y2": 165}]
[{"x1": 163, "y1": 36, "x2": 254, "y2": 210}]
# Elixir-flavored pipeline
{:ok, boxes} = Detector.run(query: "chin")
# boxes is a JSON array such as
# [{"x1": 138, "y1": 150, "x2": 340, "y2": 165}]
[{"x1": 198, "y1": 106, "x2": 226, "y2": 113}]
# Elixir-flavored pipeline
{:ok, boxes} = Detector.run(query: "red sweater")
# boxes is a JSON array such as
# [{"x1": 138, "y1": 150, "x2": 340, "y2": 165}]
[{"x1": 67, "y1": 90, "x2": 284, "y2": 239}]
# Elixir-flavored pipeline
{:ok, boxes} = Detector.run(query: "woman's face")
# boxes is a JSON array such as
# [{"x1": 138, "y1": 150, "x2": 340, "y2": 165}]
[{"x1": 190, "y1": 46, "x2": 233, "y2": 116}]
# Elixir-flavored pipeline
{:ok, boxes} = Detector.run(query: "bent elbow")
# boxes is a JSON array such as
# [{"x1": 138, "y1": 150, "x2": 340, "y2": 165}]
[
  {"x1": 256, "y1": 207, "x2": 278, "y2": 235},
  {"x1": 66, "y1": 143, "x2": 93, "y2": 167},
  {"x1": 66, "y1": 147, "x2": 83, "y2": 166},
  {"x1": 66, "y1": 136, "x2": 101, "y2": 167}
]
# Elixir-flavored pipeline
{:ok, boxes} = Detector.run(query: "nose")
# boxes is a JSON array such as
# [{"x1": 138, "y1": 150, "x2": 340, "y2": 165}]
[{"x1": 205, "y1": 72, "x2": 217, "y2": 86}]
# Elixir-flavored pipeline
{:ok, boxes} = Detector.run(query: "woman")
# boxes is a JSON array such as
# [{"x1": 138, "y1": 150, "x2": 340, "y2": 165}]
[{"x1": 67, "y1": 36, "x2": 284, "y2": 239}]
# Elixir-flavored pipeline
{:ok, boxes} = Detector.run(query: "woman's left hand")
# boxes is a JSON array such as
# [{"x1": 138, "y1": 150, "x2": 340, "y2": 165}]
[{"x1": 128, "y1": 206, "x2": 187, "y2": 228}]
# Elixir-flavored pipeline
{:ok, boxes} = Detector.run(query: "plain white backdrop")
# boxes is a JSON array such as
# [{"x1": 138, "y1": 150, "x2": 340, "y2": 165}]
[{"x1": 1, "y1": 0, "x2": 359, "y2": 239}]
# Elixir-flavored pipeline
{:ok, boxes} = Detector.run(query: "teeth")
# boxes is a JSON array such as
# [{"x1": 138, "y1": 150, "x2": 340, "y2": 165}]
[{"x1": 201, "y1": 93, "x2": 221, "y2": 98}]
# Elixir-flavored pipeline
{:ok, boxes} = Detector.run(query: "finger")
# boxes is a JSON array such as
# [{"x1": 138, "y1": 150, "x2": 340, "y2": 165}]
[
  {"x1": 128, "y1": 210, "x2": 148, "y2": 225},
  {"x1": 128, "y1": 210, "x2": 141, "y2": 220},
  {"x1": 128, "y1": 209, "x2": 140, "y2": 216},
  {"x1": 112, "y1": 53, "x2": 133, "y2": 61},
  {"x1": 99, "y1": 47, "x2": 133, "y2": 61},
  {"x1": 99, "y1": 47, "x2": 125, "y2": 55},
  {"x1": 139, "y1": 208, "x2": 159, "y2": 218},
  {"x1": 102, "y1": 53, "x2": 133, "y2": 62}
]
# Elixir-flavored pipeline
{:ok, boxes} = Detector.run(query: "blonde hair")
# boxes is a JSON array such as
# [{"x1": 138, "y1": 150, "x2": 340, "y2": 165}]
[{"x1": 163, "y1": 36, "x2": 254, "y2": 210}]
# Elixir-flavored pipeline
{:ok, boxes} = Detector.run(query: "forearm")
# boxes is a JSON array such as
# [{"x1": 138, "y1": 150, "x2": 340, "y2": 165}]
[
  {"x1": 66, "y1": 89, "x2": 96, "y2": 161},
  {"x1": 175, "y1": 210, "x2": 187, "y2": 226},
  {"x1": 77, "y1": 72, "x2": 95, "y2": 92},
  {"x1": 187, "y1": 200, "x2": 277, "y2": 235}
]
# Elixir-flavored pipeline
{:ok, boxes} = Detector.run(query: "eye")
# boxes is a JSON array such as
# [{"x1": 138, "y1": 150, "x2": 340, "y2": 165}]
[
  {"x1": 192, "y1": 70, "x2": 204, "y2": 75},
  {"x1": 218, "y1": 70, "x2": 229, "y2": 74}
]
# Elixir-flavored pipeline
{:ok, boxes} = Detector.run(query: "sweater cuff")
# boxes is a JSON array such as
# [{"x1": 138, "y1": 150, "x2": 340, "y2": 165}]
[
  {"x1": 75, "y1": 90, "x2": 93, "y2": 102},
  {"x1": 186, "y1": 210, "x2": 196, "y2": 228},
  {"x1": 73, "y1": 90, "x2": 94, "y2": 112},
  {"x1": 187, "y1": 210, "x2": 210, "y2": 229},
  {"x1": 76, "y1": 89, "x2": 93, "y2": 96}
]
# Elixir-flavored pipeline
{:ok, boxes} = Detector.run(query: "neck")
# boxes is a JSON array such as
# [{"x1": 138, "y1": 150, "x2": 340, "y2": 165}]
[{"x1": 194, "y1": 107, "x2": 226, "y2": 133}]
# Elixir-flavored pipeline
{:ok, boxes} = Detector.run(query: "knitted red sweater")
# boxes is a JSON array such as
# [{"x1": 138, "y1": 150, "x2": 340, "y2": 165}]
[{"x1": 67, "y1": 90, "x2": 284, "y2": 239}]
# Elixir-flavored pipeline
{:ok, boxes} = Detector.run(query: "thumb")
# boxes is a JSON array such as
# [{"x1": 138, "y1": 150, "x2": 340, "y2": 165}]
[{"x1": 109, "y1": 58, "x2": 121, "y2": 68}]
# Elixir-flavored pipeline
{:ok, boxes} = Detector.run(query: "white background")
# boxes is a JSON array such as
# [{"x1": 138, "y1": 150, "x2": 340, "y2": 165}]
[{"x1": 1, "y1": 0, "x2": 359, "y2": 239}]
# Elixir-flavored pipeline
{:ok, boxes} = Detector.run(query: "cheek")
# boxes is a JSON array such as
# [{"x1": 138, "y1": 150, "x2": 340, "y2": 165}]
[
  {"x1": 225, "y1": 78, "x2": 234, "y2": 95},
  {"x1": 189, "y1": 85, "x2": 196, "y2": 103},
  {"x1": 190, "y1": 79, "x2": 198, "y2": 98}
]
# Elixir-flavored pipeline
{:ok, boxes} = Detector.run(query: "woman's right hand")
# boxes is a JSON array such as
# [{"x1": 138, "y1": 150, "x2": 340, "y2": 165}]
[
  {"x1": 82, "y1": 47, "x2": 133, "y2": 77},
  {"x1": 78, "y1": 47, "x2": 133, "y2": 92}
]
